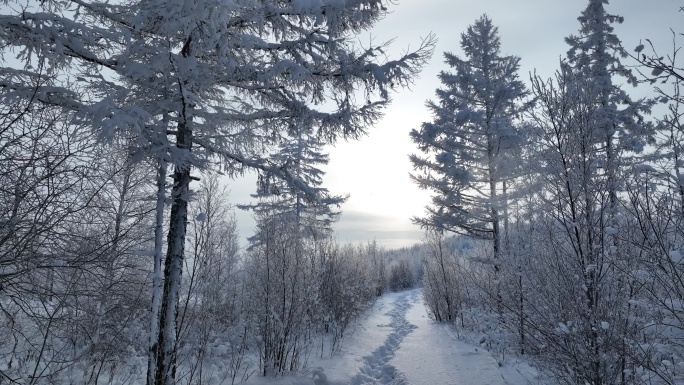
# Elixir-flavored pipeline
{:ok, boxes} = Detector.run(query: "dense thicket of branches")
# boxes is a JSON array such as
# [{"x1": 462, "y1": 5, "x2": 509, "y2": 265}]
[
  {"x1": 416, "y1": 3, "x2": 684, "y2": 385},
  {"x1": 0, "y1": 0, "x2": 433, "y2": 383},
  {"x1": 0, "y1": 151, "x2": 393, "y2": 385}
]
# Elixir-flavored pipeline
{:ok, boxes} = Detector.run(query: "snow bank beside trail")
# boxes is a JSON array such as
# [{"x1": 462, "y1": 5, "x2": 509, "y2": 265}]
[
  {"x1": 243, "y1": 291, "x2": 398, "y2": 385},
  {"x1": 392, "y1": 289, "x2": 539, "y2": 385}
]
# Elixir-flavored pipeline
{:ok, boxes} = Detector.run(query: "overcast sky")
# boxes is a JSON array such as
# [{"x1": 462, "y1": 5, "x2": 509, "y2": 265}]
[{"x1": 228, "y1": 0, "x2": 682, "y2": 250}]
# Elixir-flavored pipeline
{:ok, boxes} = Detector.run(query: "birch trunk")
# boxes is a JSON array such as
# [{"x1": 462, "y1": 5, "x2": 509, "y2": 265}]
[
  {"x1": 147, "y1": 160, "x2": 166, "y2": 385},
  {"x1": 154, "y1": 119, "x2": 192, "y2": 385}
]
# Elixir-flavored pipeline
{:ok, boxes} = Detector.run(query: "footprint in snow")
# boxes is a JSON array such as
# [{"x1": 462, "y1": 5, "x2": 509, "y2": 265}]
[{"x1": 349, "y1": 293, "x2": 417, "y2": 385}]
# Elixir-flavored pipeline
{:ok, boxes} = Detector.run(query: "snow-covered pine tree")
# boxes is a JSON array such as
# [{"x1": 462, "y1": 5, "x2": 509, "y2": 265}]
[
  {"x1": 410, "y1": 15, "x2": 529, "y2": 296},
  {"x1": 519, "y1": 2, "x2": 653, "y2": 382},
  {"x1": 565, "y1": 0, "x2": 652, "y2": 221},
  {"x1": 243, "y1": 126, "x2": 346, "y2": 243},
  {"x1": 562, "y1": 2, "x2": 652, "y2": 382}
]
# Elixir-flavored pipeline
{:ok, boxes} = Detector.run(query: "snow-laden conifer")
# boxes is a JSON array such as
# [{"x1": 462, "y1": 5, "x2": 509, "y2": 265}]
[
  {"x1": 241, "y1": 125, "x2": 346, "y2": 242},
  {"x1": 521, "y1": 2, "x2": 653, "y2": 382},
  {"x1": 565, "y1": 0, "x2": 652, "y2": 215},
  {"x1": 410, "y1": 15, "x2": 529, "y2": 272}
]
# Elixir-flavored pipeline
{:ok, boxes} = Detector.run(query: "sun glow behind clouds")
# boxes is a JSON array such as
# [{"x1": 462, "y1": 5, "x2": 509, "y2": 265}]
[
  {"x1": 324, "y1": 101, "x2": 432, "y2": 219},
  {"x1": 317, "y1": 86, "x2": 436, "y2": 247}
]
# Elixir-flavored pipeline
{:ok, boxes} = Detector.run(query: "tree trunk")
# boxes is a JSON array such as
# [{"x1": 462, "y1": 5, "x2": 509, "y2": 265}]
[
  {"x1": 154, "y1": 120, "x2": 192, "y2": 385},
  {"x1": 487, "y1": 132, "x2": 502, "y2": 316},
  {"x1": 147, "y1": 160, "x2": 166, "y2": 385}
]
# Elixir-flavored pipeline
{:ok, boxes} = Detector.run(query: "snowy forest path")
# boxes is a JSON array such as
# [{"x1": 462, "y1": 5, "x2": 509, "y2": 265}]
[
  {"x1": 347, "y1": 290, "x2": 418, "y2": 385},
  {"x1": 248, "y1": 289, "x2": 537, "y2": 385},
  {"x1": 390, "y1": 290, "x2": 535, "y2": 385}
]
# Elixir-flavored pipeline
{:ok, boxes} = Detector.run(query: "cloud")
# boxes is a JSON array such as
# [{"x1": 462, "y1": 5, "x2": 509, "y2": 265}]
[{"x1": 334, "y1": 210, "x2": 424, "y2": 248}]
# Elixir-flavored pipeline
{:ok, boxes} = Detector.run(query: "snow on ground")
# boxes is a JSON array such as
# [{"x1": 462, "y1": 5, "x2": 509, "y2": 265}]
[
  {"x1": 392, "y1": 290, "x2": 539, "y2": 385},
  {"x1": 245, "y1": 288, "x2": 539, "y2": 385}
]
